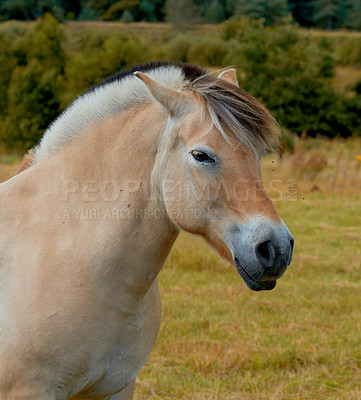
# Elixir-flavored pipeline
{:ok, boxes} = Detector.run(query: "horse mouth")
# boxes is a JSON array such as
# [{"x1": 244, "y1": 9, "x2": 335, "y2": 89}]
[{"x1": 234, "y1": 258, "x2": 277, "y2": 291}]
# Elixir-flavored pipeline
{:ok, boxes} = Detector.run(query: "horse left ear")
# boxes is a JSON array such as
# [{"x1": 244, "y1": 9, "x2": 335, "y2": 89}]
[
  {"x1": 217, "y1": 69, "x2": 239, "y2": 87},
  {"x1": 133, "y1": 71, "x2": 192, "y2": 117}
]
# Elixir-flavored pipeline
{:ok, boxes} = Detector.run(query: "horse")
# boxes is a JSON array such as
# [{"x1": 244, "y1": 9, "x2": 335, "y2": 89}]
[{"x1": 0, "y1": 61, "x2": 294, "y2": 400}]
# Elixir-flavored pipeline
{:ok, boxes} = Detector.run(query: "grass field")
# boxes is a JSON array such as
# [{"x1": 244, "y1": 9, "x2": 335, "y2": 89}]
[{"x1": 1, "y1": 137, "x2": 360, "y2": 399}]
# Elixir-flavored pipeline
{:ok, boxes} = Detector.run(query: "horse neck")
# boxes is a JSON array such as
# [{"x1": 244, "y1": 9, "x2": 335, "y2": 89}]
[{"x1": 43, "y1": 103, "x2": 179, "y2": 293}]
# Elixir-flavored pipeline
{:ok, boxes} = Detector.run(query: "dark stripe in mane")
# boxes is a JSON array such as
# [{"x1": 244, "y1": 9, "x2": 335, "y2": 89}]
[{"x1": 83, "y1": 61, "x2": 207, "y2": 97}]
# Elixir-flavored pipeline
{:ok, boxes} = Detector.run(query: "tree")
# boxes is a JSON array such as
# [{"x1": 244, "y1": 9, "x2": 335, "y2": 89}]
[
  {"x1": 120, "y1": 9, "x2": 134, "y2": 22},
  {"x1": 77, "y1": 3, "x2": 101, "y2": 20},
  {"x1": 63, "y1": 33, "x2": 148, "y2": 105},
  {"x1": 229, "y1": 0, "x2": 290, "y2": 26},
  {"x1": 0, "y1": 15, "x2": 66, "y2": 150},
  {"x1": 205, "y1": 0, "x2": 226, "y2": 23},
  {"x1": 92, "y1": 0, "x2": 140, "y2": 20},
  {"x1": 165, "y1": 0, "x2": 200, "y2": 30},
  {"x1": 0, "y1": 0, "x2": 65, "y2": 20},
  {"x1": 287, "y1": 0, "x2": 314, "y2": 27},
  {"x1": 312, "y1": 0, "x2": 348, "y2": 30},
  {"x1": 3, "y1": 60, "x2": 63, "y2": 149},
  {"x1": 61, "y1": 0, "x2": 81, "y2": 19},
  {"x1": 346, "y1": 0, "x2": 361, "y2": 30},
  {"x1": 221, "y1": 18, "x2": 352, "y2": 138}
]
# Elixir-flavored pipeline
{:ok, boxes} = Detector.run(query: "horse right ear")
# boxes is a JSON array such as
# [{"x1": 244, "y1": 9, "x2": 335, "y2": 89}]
[
  {"x1": 217, "y1": 69, "x2": 239, "y2": 87},
  {"x1": 133, "y1": 72, "x2": 192, "y2": 118}
]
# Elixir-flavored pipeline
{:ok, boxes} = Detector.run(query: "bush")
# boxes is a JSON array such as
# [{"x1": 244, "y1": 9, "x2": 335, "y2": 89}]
[
  {"x1": 222, "y1": 18, "x2": 352, "y2": 138},
  {"x1": 341, "y1": 80, "x2": 361, "y2": 135},
  {"x1": 0, "y1": 15, "x2": 65, "y2": 151},
  {"x1": 1, "y1": 17, "x2": 360, "y2": 152},
  {"x1": 63, "y1": 34, "x2": 148, "y2": 105},
  {"x1": 334, "y1": 37, "x2": 361, "y2": 67},
  {"x1": 2, "y1": 60, "x2": 63, "y2": 150},
  {"x1": 162, "y1": 34, "x2": 194, "y2": 62},
  {"x1": 187, "y1": 37, "x2": 232, "y2": 66}
]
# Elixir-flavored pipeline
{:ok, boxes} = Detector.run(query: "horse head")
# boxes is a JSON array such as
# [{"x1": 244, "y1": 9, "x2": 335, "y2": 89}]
[{"x1": 135, "y1": 68, "x2": 294, "y2": 291}]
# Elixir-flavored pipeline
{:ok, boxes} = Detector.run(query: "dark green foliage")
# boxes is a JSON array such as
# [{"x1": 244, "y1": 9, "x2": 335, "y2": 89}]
[
  {"x1": 0, "y1": 0, "x2": 359, "y2": 29},
  {"x1": 0, "y1": 0, "x2": 65, "y2": 21},
  {"x1": 0, "y1": 14, "x2": 65, "y2": 150},
  {"x1": 77, "y1": 3, "x2": 101, "y2": 20},
  {"x1": 341, "y1": 79, "x2": 361, "y2": 135},
  {"x1": 346, "y1": 0, "x2": 361, "y2": 30},
  {"x1": 222, "y1": 18, "x2": 352, "y2": 138},
  {"x1": 0, "y1": 0, "x2": 82, "y2": 20},
  {"x1": 161, "y1": 34, "x2": 194, "y2": 62},
  {"x1": 203, "y1": 0, "x2": 226, "y2": 23},
  {"x1": 312, "y1": 0, "x2": 348, "y2": 30},
  {"x1": 139, "y1": 0, "x2": 164, "y2": 22},
  {"x1": 287, "y1": 0, "x2": 314, "y2": 27},
  {"x1": 63, "y1": 33, "x2": 148, "y2": 105},
  {"x1": 0, "y1": 16, "x2": 361, "y2": 151},
  {"x1": 120, "y1": 9, "x2": 134, "y2": 22},
  {"x1": 228, "y1": 0, "x2": 290, "y2": 26},
  {"x1": 3, "y1": 60, "x2": 64, "y2": 149},
  {"x1": 187, "y1": 37, "x2": 232, "y2": 66},
  {"x1": 61, "y1": 0, "x2": 81, "y2": 19},
  {"x1": 165, "y1": 0, "x2": 200, "y2": 30}
]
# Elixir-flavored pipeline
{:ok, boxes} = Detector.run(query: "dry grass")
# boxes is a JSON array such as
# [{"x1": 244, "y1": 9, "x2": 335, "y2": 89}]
[
  {"x1": 333, "y1": 67, "x2": 361, "y2": 93},
  {"x1": 262, "y1": 135, "x2": 361, "y2": 199},
  {"x1": 307, "y1": 29, "x2": 361, "y2": 38},
  {"x1": 1, "y1": 138, "x2": 361, "y2": 399}
]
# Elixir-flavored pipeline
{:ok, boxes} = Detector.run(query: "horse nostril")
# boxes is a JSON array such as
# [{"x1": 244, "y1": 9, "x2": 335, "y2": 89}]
[
  {"x1": 255, "y1": 240, "x2": 275, "y2": 267},
  {"x1": 290, "y1": 238, "x2": 295, "y2": 254},
  {"x1": 258, "y1": 241, "x2": 271, "y2": 260}
]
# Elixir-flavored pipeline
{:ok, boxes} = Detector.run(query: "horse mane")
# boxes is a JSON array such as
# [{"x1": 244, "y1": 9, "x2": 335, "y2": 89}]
[
  {"x1": 23, "y1": 61, "x2": 278, "y2": 167},
  {"x1": 16, "y1": 149, "x2": 35, "y2": 174}
]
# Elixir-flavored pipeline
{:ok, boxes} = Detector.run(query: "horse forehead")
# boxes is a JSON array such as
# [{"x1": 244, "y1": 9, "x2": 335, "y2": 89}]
[
  {"x1": 183, "y1": 121, "x2": 256, "y2": 162},
  {"x1": 181, "y1": 114, "x2": 226, "y2": 147}
]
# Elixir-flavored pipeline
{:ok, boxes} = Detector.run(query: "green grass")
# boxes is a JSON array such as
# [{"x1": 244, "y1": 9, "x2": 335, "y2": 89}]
[{"x1": 135, "y1": 194, "x2": 361, "y2": 399}]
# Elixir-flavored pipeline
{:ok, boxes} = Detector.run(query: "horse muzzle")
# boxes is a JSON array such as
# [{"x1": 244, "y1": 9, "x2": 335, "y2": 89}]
[{"x1": 230, "y1": 218, "x2": 294, "y2": 291}]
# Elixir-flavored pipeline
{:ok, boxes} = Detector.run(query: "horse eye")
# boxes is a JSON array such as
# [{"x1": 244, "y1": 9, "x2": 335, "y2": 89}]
[{"x1": 190, "y1": 150, "x2": 214, "y2": 163}]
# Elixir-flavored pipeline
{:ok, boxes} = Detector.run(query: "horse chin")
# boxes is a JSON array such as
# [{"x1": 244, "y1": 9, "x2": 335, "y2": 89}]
[{"x1": 234, "y1": 259, "x2": 277, "y2": 291}]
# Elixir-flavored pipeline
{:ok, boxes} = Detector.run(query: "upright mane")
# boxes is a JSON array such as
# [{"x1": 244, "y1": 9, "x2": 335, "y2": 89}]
[{"x1": 31, "y1": 61, "x2": 279, "y2": 164}]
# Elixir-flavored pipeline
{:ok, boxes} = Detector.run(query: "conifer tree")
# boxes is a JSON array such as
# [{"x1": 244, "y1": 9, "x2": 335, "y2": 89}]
[
  {"x1": 230, "y1": 0, "x2": 289, "y2": 26},
  {"x1": 205, "y1": 0, "x2": 225, "y2": 23},
  {"x1": 312, "y1": 0, "x2": 348, "y2": 30},
  {"x1": 165, "y1": 0, "x2": 200, "y2": 30},
  {"x1": 287, "y1": 0, "x2": 314, "y2": 27},
  {"x1": 346, "y1": 0, "x2": 361, "y2": 30}
]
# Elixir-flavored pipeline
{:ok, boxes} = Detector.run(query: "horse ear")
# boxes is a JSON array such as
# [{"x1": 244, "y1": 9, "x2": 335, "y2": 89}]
[
  {"x1": 133, "y1": 71, "x2": 191, "y2": 117},
  {"x1": 217, "y1": 69, "x2": 239, "y2": 87}
]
